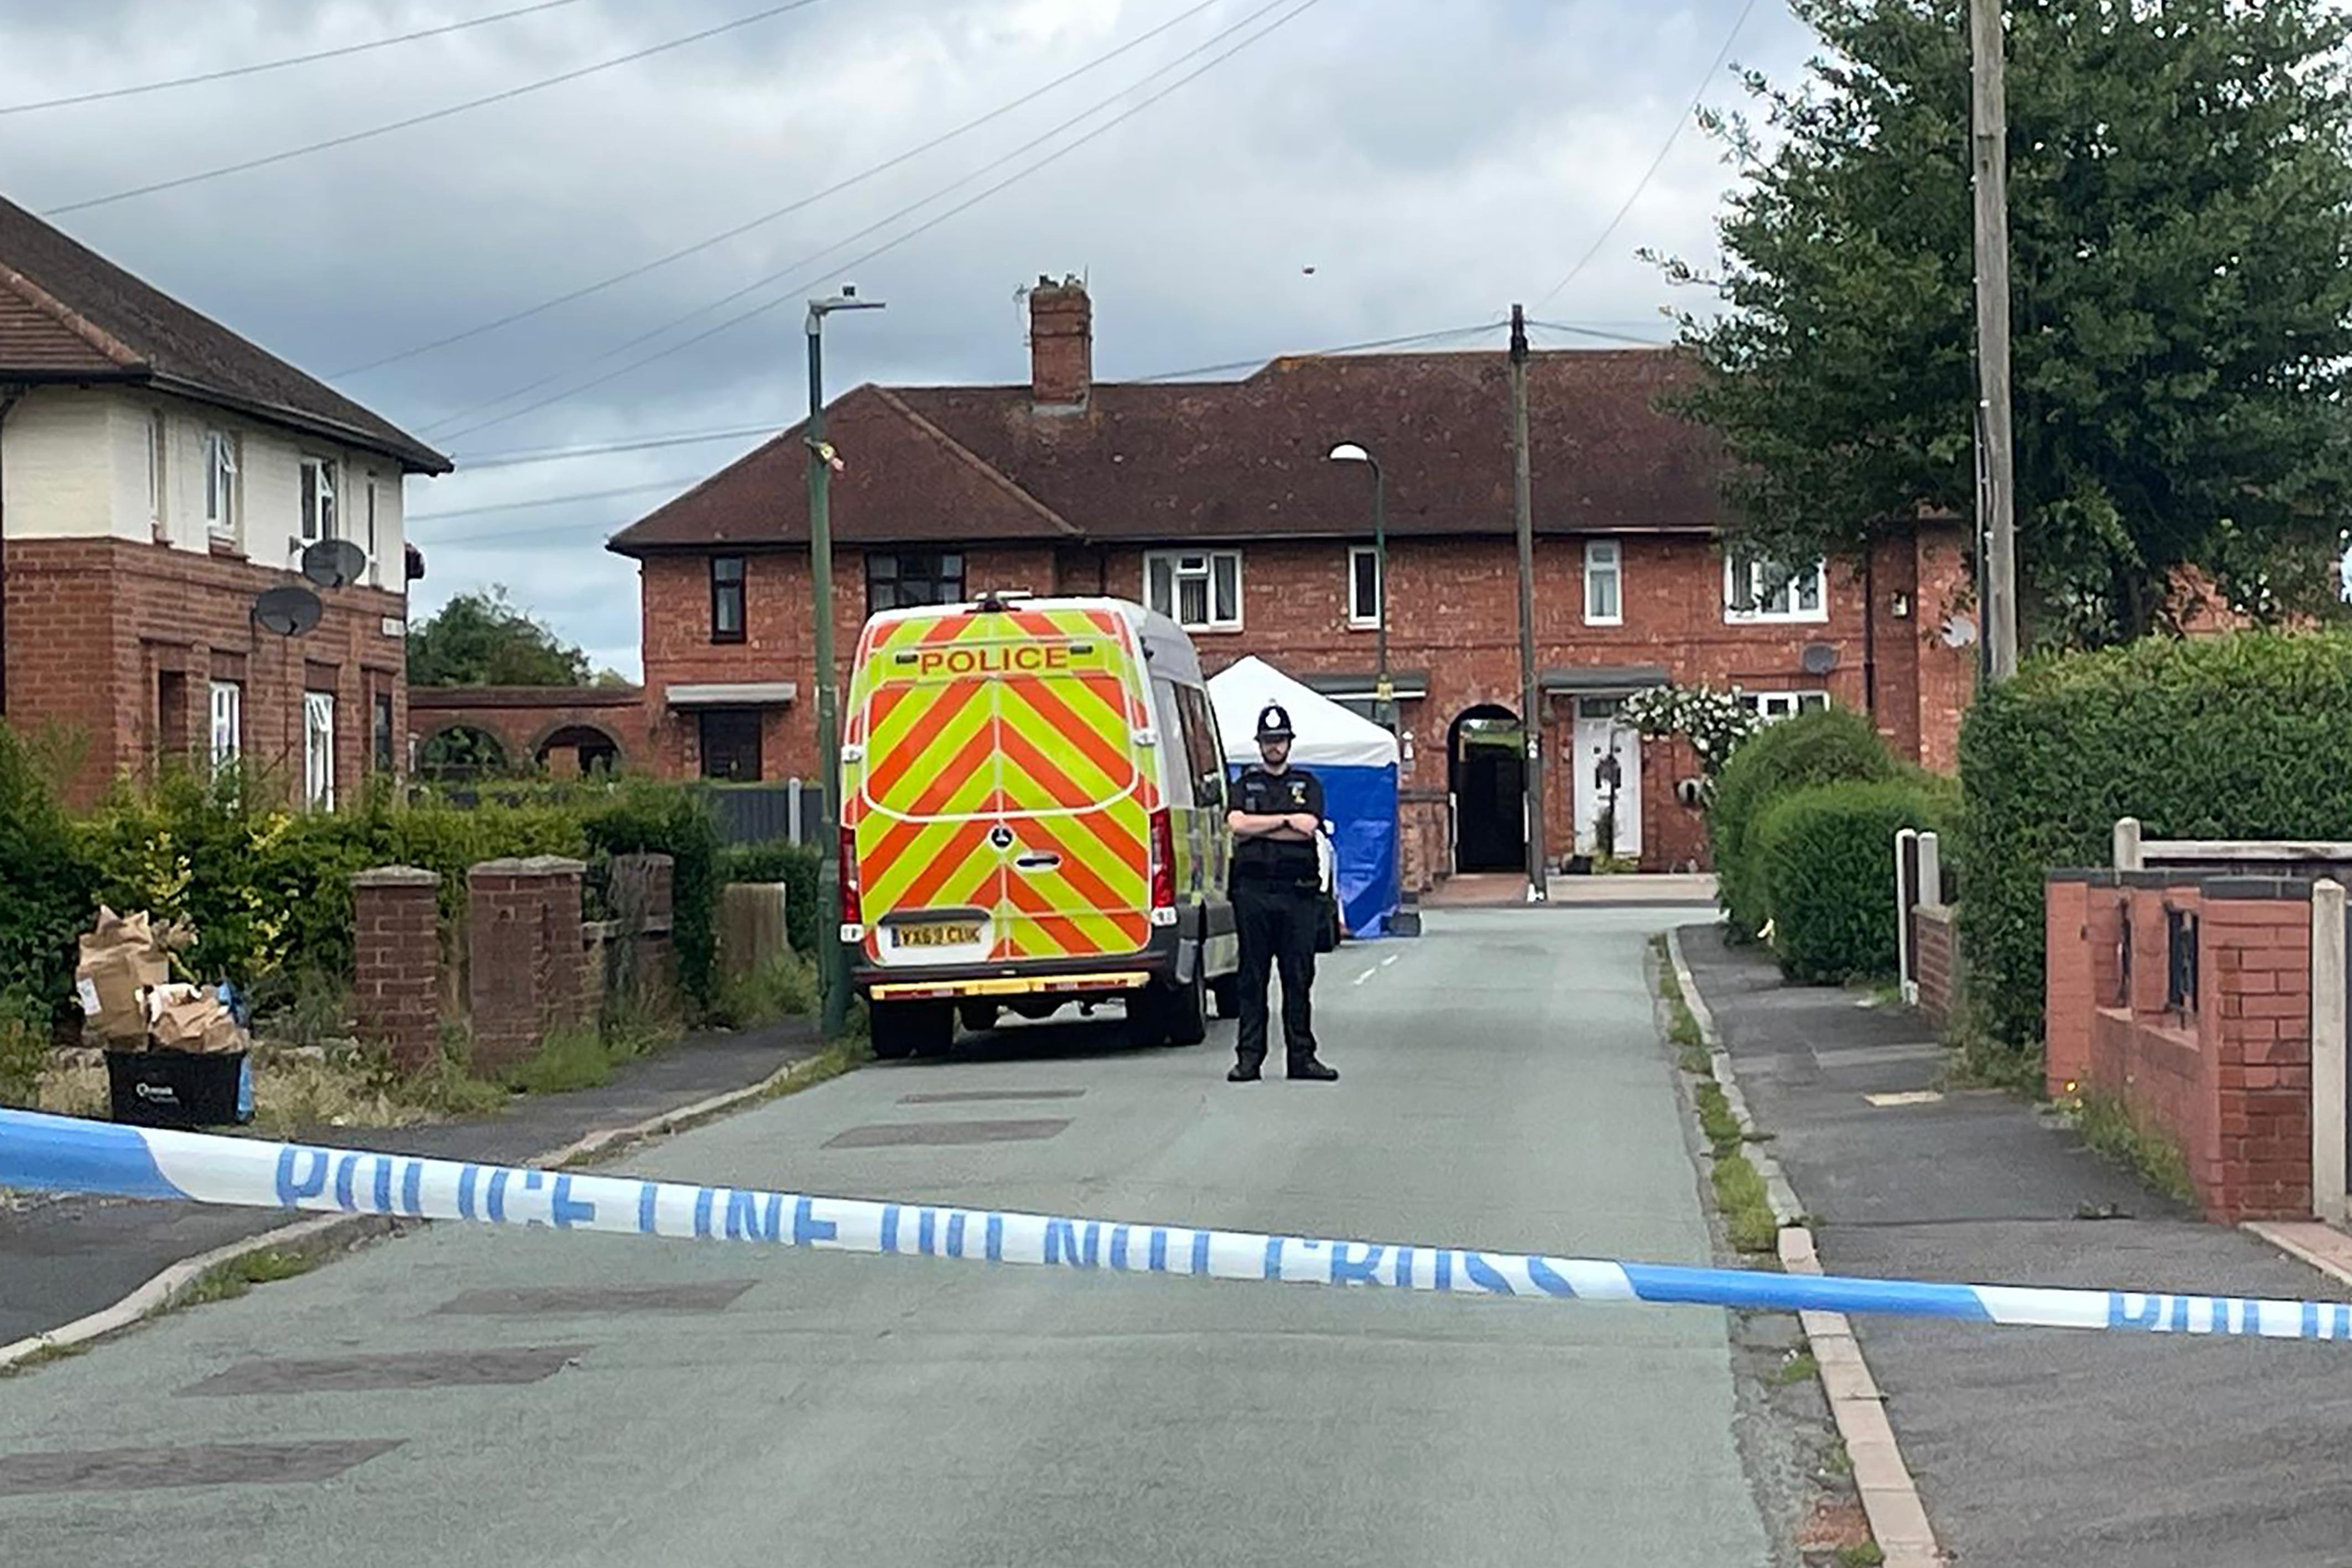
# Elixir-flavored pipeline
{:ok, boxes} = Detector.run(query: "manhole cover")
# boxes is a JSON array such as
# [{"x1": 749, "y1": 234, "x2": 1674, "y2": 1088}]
[
  {"x1": 177, "y1": 1346, "x2": 589, "y2": 1397},
  {"x1": 825, "y1": 1118, "x2": 1070, "y2": 1148},
  {"x1": 898, "y1": 1088, "x2": 1086, "y2": 1105},
  {"x1": 438, "y1": 1283, "x2": 754, "y2": 1316},
  {"x1": 0, "y1": 1440, "x2": 400, "y2": 1496}
]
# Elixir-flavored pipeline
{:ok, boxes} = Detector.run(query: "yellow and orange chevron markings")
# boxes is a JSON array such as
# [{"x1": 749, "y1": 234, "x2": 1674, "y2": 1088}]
[{"x1": 847, "y1": 606, "x2": 1157, "y2": 963}]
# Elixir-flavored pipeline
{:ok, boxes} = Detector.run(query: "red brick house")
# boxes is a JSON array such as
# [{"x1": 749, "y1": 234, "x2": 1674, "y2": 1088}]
[
  {"x1": 0, "y1": 194, "x2": 449, "y2": 808},
  {"x1": 606, "y1": 279, "x2": 1972, "y2": 876}
]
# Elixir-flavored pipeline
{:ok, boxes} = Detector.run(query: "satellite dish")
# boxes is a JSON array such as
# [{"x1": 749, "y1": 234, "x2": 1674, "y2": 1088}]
[
  {"x1": 1939, "y1": 614, "x2": 1980, "y2": 649},
  {"x1": 1799, "y1": 642, "x2": 1840, "y2": 676},
  {"x1": 300, "y1": 538, "x2": 368, "y2": 590},
  {"x1": 252, "y1": 585, "x2": 322, "y2": 638}
]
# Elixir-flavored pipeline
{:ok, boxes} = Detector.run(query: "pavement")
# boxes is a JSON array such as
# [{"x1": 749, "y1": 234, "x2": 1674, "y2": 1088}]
[
  {"x1": 0, "y1": 907, "x2": 1793, "y2": 1568},
  {"x1": 0, "y1": 1022, "x2": 822, "y2": 1348},
  {"x1": 1423, "y1": 871, "x2": 1718, "y2": 907},
  {"x1": 1680, "y1": 922, "x2": 2352, "y2": 1568}
]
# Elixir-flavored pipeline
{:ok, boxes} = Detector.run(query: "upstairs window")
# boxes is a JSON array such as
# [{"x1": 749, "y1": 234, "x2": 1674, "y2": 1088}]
[
  {"x1": 1725, "y1": 553, "x2": 1827, "y2": 623},
  {"x1": 867, "y1": 551, "x2": 965, "y2": 614},
  {"x1": 1144, "y1": 549, "x2": 1241, "y2": 632},
  {"x1": 710, "y1": 555, "x2": 746, "y2": 643},
  {"x1": 300, "y1": 457, "x2": 338, "y2": 544}
]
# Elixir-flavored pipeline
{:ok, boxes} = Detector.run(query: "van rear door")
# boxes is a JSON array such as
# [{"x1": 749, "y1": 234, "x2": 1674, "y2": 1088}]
[{"x1": 850, "y1": 606, "x2": 1153, "y2": 967}]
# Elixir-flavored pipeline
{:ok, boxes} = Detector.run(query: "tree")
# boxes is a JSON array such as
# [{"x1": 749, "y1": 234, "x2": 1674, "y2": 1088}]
[
  {"x1": 1659, "y1": 0, "x2": 2352, "y2": 647},
  {"x1": 407, "y1": 587, "x2": 591, "y2": 687}
]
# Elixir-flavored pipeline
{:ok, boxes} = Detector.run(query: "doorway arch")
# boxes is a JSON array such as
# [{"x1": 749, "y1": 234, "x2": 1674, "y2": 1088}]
[
  {"x1": 1448, "y1": 704, "x2": 1526, "y2": 873},
  {"x1": 534, "y1": 723, "x2": 621, "y2": 778}
]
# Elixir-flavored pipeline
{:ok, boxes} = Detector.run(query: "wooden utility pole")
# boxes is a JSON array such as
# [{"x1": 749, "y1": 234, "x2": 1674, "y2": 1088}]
[
  {"x1": 1509, "y1": 305, "x2": 1547, "y2": 903},
  {"x1": 1970, "y1": 0, "x2": 2019, "y2": 679}
]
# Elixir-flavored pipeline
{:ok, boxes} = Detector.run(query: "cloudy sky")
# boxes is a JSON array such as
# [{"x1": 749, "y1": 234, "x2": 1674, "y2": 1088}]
[{"x1": 0, "y1": 0, "x2": 1813, "y2": 678}]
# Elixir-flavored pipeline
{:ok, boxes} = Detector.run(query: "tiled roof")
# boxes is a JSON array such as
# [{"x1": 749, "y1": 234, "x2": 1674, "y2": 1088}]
[
  {"x1": 610, "y1": 347, "x2": 1723, "y2": 555},
  {"x1": 0, "y1": 194, "x2": 449, "y2": 473}
]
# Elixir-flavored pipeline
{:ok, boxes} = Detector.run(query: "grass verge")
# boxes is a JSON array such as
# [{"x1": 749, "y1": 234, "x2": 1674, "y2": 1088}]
[
  {"x1": 1653, "y1": 936, "x2": 1781, "y2": 1257},
  {"x1": 2067, "y1": 1088, "x2": 2197, "y2": 1206}
]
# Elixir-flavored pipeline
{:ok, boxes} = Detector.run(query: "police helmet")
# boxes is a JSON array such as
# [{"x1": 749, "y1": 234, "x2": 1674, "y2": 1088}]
[{"x1": 1255, "y1": 702, "x2": 1295, "y2": 742}]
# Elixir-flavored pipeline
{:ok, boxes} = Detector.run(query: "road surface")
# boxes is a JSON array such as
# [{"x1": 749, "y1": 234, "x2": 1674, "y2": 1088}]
[{"x1": 0, "y1": 908, "x2": 1771, "y2": 1567}]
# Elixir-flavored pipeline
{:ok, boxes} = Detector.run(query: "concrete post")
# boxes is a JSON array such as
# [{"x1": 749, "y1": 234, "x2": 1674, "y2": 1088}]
[
  {"x1": 2113, "y1": 816, "x2": 2143, "y2": 871},
  {"x1": 2312, "y1": 879, "x2": 2347, "y2": 1225}
]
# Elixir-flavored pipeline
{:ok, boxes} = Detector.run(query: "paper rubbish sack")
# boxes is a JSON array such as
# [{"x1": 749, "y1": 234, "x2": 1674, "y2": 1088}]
[
  {"x1": 75, "y1": 907, "x2": 174, "y2": 1045},
  {"x1": 147, "y1": 984, "x2": 251, "y2": 1054}
]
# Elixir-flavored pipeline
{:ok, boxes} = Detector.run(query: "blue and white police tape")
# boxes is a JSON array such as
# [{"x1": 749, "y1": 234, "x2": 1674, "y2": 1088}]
[{"x1": 2, "y1": 1106, "x2": 2345, "y2": 1340}]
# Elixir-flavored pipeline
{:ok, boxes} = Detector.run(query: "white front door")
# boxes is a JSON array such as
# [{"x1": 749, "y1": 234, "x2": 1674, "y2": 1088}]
[{"x1": 1573, "y1": 696, "x2": 1642, "y2": 858}]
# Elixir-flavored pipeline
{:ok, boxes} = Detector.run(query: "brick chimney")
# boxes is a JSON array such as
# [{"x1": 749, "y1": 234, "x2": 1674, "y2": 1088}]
[{"x1": 1028, "y1": 275, "x2": 1092, "y2": 409}]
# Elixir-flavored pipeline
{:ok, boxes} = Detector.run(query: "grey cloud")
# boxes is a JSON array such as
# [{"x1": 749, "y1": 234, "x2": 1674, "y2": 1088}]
[{"x1": 3, "y1": 0, "x2": 1810, "y2": 665}]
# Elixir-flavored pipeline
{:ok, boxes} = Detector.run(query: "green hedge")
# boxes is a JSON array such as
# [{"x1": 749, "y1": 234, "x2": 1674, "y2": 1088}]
[
  {"x1": 1709, "y1": 707, "x2": 1900, "y2": 941},
  {"x1": 0, "y1": 749, "x2": 738, "y2": 1025},
  {"x1": 718, "y1": 841, "x2": 823, "y2": 956},
  {"x1": 1757, "y1": 778, "x2": 1954, "y2": 983},
  {"x1": 1961, "y1": 631, "x2": 2352, "y2": 1045},
  {"x1": 580, "y1": 782, "x2": 722, "y2": 1010},
  {"x1": 0, "y1": 726, "x2": 94, "y2": 1018}
]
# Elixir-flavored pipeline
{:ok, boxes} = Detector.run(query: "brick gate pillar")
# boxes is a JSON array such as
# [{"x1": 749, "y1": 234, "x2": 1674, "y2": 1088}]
[
  {"x1": 352, "y1": 866, "x2": 441, "y2": 1074},
  {"x1": 467, "y1": 856, "x2": 588, "y2": 1072}
]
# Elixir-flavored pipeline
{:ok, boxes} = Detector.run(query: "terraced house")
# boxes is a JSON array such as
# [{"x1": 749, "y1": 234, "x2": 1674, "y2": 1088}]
[
  {"x1": 594, "y1": 278, "x2": 1973, "y2": 878},
  {"x1": 0, "y1": 194, "x2": 448, "y2": 808}
]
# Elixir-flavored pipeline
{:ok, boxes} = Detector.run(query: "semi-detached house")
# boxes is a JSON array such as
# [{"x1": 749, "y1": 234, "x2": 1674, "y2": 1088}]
[
  {"x1": 606, "y1": 278, "x2": 1974, "y2": 879},
  {"x1": 0, "y1": 194, "x2": 448, "y2": 809}
]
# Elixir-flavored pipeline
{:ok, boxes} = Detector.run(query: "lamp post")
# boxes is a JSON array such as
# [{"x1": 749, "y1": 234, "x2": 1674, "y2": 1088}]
[
  {"x1": 1326, "y1": 442, "x2": 1391, "y2": 732},
  {"x1": 807, "y1": 284, "x2": 884, "y2": 1038}
]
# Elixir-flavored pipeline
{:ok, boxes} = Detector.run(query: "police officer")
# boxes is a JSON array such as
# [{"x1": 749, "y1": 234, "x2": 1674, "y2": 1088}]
[{"x1": 1225, "y1": 702, "x2": 1339, "y2": 1083}]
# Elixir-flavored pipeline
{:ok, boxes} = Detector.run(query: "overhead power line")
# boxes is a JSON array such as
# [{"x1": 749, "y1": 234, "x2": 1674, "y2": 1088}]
[
  {"x1": 1523, "y1": 318, "x2": 1674, "y2": 346},
  {"x1": 418, "y1": 319, "x2": 1514, "y2": 543},
  {"x1": 0, "y1": 0, "x2": 592, "y2": 116},
  {"x1": 408, "y1": 475, "x2": 713, "y2": 523},
  {"x1": 1531, "y1": 0, "x2": 1760, "y2": 312},
  {"x1": 452, "y1": 422, "x2": 790, "y2": 469},
  {"x1": 336, "y1": 0, "x2": 1229, "y2": 378},
  {"x1": 424, "y1": 0, "x2": 1326, "y2": 445},
  {"x1": 44, "y1": 0, "x2": 828, "y2": 217},
  {"x1": 1129, "y1": 321, "x2": 1505, "y2": 383}
]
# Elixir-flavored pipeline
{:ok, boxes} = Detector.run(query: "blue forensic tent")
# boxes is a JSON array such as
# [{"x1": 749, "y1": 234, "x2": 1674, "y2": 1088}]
[{"x1": 1208, "y1": 656, "x2": 1401, "y2": 939}]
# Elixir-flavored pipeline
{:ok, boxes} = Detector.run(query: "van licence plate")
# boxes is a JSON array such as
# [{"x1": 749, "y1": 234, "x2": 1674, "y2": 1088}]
[{"x1": 893, "y1": 922, "x2": 982, "y2": 949}]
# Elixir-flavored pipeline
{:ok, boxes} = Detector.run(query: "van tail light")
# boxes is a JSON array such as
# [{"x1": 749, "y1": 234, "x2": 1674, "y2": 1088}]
[
  {"x1": 839, "y1": 825, "x2": 862, "y2": 926},
  {"x1": 1149, "y1": 808, "x2": 1177, "y2": 911}
]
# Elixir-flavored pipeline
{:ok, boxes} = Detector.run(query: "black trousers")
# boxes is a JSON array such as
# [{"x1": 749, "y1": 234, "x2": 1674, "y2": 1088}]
[{"x1": 1233, "y1": 880, "x2": 1320, "y2": 1069}]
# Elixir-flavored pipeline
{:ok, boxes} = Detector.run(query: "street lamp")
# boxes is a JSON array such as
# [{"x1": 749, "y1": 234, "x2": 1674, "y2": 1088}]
[
  {"x1": 1326, "y1": 442, "x2": 1391, "y2": 732},
  {"x1": 808, "y1": 284, "x2": 884, "y2": 1038}
]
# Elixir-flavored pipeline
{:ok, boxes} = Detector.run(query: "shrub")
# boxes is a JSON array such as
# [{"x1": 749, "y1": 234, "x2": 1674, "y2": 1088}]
[
  {"x1": 718, "y1": 840, "x2": 823, "y2": 956},
  {"x1": 1756, "y1": 779, "x2": 1953, "y2": 983},
  {"x1": 1961, "y1": 630, "x2": 2352, "y2": 1045},
  {"x1": 1708, "y1": 707, "x2": 1899, "y2": 940},
  {"x1": 581, "y1": 780, "x2": 722, "y2": 1013},
  {"x1": 0, "y1": 723, "x2": 95, "y2": 1023}
]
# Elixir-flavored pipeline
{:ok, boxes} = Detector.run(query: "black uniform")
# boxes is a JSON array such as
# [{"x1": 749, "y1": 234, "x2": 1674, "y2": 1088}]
[{"x1": 1229, "y1": 762, "x2": 1326, "y2": 1074}]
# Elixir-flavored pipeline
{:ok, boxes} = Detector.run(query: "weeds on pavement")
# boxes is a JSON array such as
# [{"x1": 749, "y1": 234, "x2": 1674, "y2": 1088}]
[
  {"x1": 2065, "y1": 1088, "x2": 2195, "y2": 1206},
  {"x1": 1771, "y1": 1351, "x2": 1819, "y2": 1387},
  {"x1": 1940, "y1": 1026, "x2": 2046, "y2": 1099},
  {"x1": 1836, "y1": 1543, "x2": 1886, "y2": 1567},
  {"x1": 179, "y1": 1246, "x2": 319, "y2": 1308},
  {"x1": 710, "y1": 951, "x2": 820, "y2": 1030}
]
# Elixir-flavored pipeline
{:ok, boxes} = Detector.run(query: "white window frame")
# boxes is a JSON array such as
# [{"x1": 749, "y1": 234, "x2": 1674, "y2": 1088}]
[
  {"x1": 1724, "y1": 553, "x2": 1828, "y2": 624},
  {"x1": 1584, "y1": 539, "x2": 1623, "y2": 626},
  {"x1": 146, "y1": 409, "x2": 168, "y2": 533},
  {"x1": 203, "y1": 429, "x2": 239, "y2": 541},
  {"x1": 300, "y1": 456, "x2": 338, "y2": 545},
  {"x1": 303, "y1": 690, "x2": 336, "y2": 809},
  {"x1": 1142, "y1": 549, "x2": 1242, "y2": 632},
  {"x1": 208, "y1": 680, "x2": 242, "y2": 768},
  {"x1": 1346, "y1": 545, "x2": 1382, "y2": 629},
  {"x1": 1740, "y1": 690, "x2": 1831, "y2": 722},
  {"x1": 365, "y1": 475, "x2": 380, "y2": 586}
]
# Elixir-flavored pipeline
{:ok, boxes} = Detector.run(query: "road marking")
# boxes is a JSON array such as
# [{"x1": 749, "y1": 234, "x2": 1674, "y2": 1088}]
[
  {"x1": 1864, "y1": 1091, "x2": 1945, "y2": 1108},
  {"x1": 1380, "y1": 954, "x2": 1400, "y2": 968},
  {"x1": 1353, "y1": 966, "x2": 1377, "y2": 984}
]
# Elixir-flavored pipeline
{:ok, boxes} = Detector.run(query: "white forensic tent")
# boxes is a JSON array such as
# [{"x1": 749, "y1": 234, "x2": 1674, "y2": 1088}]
[{"x1": 1208, "y1": 656, "x2": 1401, "y2": 937}]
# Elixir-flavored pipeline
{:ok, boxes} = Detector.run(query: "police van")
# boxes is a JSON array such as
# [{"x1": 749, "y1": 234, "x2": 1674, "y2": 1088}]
[{"x1": 840, "y1": 594, "x2": 1240, "y2": 1059}]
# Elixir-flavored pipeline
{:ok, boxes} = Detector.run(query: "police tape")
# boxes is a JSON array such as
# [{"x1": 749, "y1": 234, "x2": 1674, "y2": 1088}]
[{"x1": 1, "y1": 1106, "x2": 2345, "y2": 1340}]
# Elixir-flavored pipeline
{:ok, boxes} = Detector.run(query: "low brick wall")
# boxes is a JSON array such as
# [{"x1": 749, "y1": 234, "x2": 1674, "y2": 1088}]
[
  {"x1": 1914, "y1": 904, "x2": 1960, "y2": 1028},
  {"x1": 2046, "y1": 871, "x2": 2314, "y2": 1222}
]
